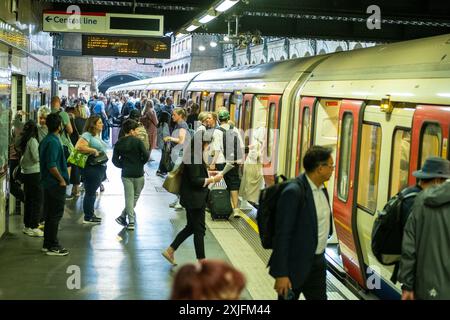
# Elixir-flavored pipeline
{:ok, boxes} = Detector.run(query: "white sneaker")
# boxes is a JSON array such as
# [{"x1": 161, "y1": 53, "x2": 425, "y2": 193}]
[
  {"x1": 29, "y1": 228, "x2": 44, "y2": 237},
  {"x1": 23, "y1": 227, "x2": 31, "y2": 235},
  {"x1": 233, "y1": 208, "x2": 241, "y2": 218}
]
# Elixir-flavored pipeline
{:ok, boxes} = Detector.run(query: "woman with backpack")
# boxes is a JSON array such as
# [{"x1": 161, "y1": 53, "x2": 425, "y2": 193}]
[{"x1": 19, "y1": 120, "x2": 43, "y2": 237}]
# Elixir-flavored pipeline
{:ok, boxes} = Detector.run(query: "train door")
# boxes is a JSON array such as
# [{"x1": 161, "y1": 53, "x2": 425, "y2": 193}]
[
  {"x1": 263, "y1": 95, "x2": 282, "y2": 186},
  {"x1": 312, "y1": 98, "x2": 343, "y2": 267},
  {"x1": 409, "y1": 105, "x2": 450, "y2": 182},
  {"x1": 333, "y1": 99, "x2": 367, "y2": 288},
  {"x1": 295, "y1": 97, "x2": 316, "y2": 176}
]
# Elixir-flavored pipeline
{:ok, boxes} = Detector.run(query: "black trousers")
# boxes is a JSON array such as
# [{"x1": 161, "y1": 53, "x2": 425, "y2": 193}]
[
  {"x1": 43, "y1": 185, "x2": 66, "y2": 249},
  {"x1": 22, "y1": 173, "x2": 42, "y2": 229},
  {"x1": 171, "y1": 207, "x2": 206, "y2": 259},
  {"x1": 278, "y1": 253, "x2": 327, "y2": 300}
]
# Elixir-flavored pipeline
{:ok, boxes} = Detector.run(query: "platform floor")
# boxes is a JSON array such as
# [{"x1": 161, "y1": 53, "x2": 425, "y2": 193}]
[{"x1": 0, "y1": 149, "x2": 359, "y2": 300}]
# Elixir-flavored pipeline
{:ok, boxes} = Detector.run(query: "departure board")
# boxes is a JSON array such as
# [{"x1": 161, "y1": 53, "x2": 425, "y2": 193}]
[{"x1": 81, "y1": 35, "x2": 171, "y2": 58}]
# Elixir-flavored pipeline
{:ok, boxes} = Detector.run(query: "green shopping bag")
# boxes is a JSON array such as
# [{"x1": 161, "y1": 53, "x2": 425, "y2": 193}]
[{"x1": 67, "y1": 148, "x2": 89, "y2": 168}]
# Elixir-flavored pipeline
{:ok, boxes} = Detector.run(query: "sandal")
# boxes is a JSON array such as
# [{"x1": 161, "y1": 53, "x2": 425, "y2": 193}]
[{"x1": 161, "y1": 250, "x2": 177, "y2": 266}]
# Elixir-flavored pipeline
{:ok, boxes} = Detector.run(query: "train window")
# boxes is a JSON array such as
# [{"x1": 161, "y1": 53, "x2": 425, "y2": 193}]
[
  {"x1": 244, "y1": 100, "x2": 252, "y2": 148},
  {"x1": 419, "y1": 123, "x2": 442, "y2": 168},
  {"x1": 337, "y1": 113, "x2": 353, "y2": 201},
  {"x1": 357, "y1": 124, "x2": 382, "y2": 214},
  {"x1": 215, "y1": 93, "x2": 224, "y2": 111},
  {"x1": 389, "y1": 129, "x2": 411, "y2": 198},
  {"x1": 267, "y1": 103, "x2": 276, "y2": 159},
  {"x1": 298, "y1": 107, "x2": 311, "y2": 173}
]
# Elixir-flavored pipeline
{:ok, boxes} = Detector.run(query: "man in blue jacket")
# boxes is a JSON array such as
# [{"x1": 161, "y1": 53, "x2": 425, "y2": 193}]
[{"x1": 269, "y1": 145, "x2": 334, "y2": 300}]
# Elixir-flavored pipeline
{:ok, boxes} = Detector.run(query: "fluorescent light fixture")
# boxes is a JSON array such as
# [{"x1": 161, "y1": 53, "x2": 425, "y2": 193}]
[
  {"x1": 210, "y1": 41, "x2": 218, "y2": 47},
  {"x1": 186, "y1": 24, "x2": 200, "y2": 32},
  {"x1": 215, "y1": 0, "x2": 239, "y2": 12},
  {"x1": 199, "y1": 45, "x2": 206, "y2": 51},
  {"x1": 199, "y1": 14, "x2": 216, "y2": 24},
  {"x1": 437, "y1": 93, "x2": 450, "y2": 98}
]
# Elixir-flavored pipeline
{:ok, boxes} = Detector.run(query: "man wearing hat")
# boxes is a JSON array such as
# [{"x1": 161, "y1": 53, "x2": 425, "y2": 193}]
[
  {"x1": 399, "y1": 156, "x2": 450, "y2": 227},
  {"x1": 398, "y1": 156, "x2": 450, "y2": 300}
]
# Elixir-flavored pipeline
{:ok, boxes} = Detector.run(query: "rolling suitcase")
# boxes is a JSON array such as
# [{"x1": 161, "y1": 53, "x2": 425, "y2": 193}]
[
  {"x1": 208, "y1": 189, "x2": 233, "y2": 220},
  {"x1": 111, "y1": 126, "x2": 120, "y2": 146},
  {"x1": 207, "y1": 171, "x2": 232, "y2": 220}
]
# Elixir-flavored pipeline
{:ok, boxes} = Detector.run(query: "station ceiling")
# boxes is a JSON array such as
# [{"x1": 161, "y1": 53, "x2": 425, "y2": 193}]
[{"x1": 42, "y1": 0, "x2": 450, "y2": 42}]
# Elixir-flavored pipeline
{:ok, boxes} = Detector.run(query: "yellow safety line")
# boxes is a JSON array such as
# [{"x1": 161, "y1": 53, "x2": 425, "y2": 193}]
[{"x1": 238, "y1": 209, "x2": 260, "y2": 233}]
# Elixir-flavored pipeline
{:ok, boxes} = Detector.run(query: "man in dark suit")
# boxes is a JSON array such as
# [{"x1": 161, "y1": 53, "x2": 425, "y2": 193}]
[{"x1": 269, "y1": 145, "x2": 334, "y2": 300}]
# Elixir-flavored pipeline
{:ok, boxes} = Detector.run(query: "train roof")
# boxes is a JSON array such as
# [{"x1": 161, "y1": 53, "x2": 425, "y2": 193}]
[
  {"x1": 106, "y1": 78, "x2": 151, "y2": 93},
  {"x1": 145, "y1": 72, "x2": 201, "y2": 91},
  {"x1": 187, "y1": 56, "x2": 326, "y2": 94},
  {"x1": 303, "y1": 33, "x2": 450, "y2": 104}
]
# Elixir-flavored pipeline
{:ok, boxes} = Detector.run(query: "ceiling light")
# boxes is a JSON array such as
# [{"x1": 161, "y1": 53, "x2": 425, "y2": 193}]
[
  {"x1": 216, "y1": 0, "x2": 239, "y2": 12},
  {"x1": 210, "y1": 41, "x2": 217, "y2": 47},
  {"x1": 186, "y1": 24, "x2": 200, "y2": 32},
  {"x1": 199, "y1": 45, "x2": 206, "y2": 51},
  {"x1": 224, "y1": 35, "x2": 230, "y2": 41},
  {"x1": 199, "y1": 14, "x2": 216, "y2": 24}
]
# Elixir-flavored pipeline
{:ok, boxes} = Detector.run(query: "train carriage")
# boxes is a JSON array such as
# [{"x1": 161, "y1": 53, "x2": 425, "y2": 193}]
[{"x1": 107, "y1": 33, "x2": 450, "y2": 299}]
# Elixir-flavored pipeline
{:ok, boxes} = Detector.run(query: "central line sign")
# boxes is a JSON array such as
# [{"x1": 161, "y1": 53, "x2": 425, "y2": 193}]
[{"x1": 43, "y1": 11, "x2": 163, "y2": 36}]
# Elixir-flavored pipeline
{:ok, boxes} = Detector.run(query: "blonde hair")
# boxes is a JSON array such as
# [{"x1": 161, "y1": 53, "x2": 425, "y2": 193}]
[
  {"x1": 198, "y1": 111, "x2": 209, "y2": 122},
  {"x1": 37, "y1": 105, "x2": 51, "y2": 119},
  {"x1": 173, "y1": 107, "x2": 187, "y2": 120}
]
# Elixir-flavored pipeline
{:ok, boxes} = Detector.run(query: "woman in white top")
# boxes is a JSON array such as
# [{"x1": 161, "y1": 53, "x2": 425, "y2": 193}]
[{"x1": 19, "y1": 120, "x2": 43, "y2": 237}]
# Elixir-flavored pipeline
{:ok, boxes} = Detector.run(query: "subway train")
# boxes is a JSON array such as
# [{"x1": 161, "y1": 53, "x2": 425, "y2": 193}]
[{"x1": 107, "y1": 33, "x2": 450, "y2": 299}]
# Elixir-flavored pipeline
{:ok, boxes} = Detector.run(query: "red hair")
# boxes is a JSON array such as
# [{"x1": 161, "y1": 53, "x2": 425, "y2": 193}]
[{"x1": 171, "y1": 260, "x2": 246, "y2": 300}]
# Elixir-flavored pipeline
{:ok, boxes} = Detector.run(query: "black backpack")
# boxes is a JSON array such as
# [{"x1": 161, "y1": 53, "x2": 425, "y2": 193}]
[
  {"x1": 256, "y1": 176, "x2": 304, "y2": 249},
  {"x1": 218, "y1": 124, "x2": 244, "y2": 162},
  {"x1": 371, "y1": 188, "x2": 419, "y2": 266}
]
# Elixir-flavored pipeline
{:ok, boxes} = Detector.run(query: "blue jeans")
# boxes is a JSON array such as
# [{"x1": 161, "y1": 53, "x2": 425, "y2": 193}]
[{"x1": 82, "y1": 164, "x2": 106, "y2": 220}]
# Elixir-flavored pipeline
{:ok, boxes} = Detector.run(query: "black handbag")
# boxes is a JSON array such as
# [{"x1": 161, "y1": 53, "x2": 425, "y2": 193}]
[
  {"x1": 87, "y1": 151, "x2": 108, "y2": 166},
  {"x1": 160, "y1": 142, "x2": 174, "y2": 172}
]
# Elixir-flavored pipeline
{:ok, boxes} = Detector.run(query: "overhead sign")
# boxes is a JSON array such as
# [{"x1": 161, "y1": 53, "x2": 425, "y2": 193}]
[
  {"x1": 81, "y1": 35, "x2": 171, "y2": 59},
  {"x1": 43, "y1": 11, "x2": 163, "y2": 36}
]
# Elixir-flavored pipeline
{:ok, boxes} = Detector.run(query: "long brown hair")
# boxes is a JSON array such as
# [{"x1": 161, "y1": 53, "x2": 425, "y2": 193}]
[{"x1": 83, "y1": 115, "x2": 101, "y2": 135}]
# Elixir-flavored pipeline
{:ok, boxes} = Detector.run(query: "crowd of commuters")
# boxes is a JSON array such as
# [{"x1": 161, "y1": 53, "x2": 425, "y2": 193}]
[{"x1": 9, "y1": 90, "x2": 449, "y2": 301}]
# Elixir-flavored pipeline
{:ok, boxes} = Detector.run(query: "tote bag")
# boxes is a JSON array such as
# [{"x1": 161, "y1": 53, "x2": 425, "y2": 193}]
[
  {"x1": 67, "y1": 149, "x2": 89, "y2": 168},
  {"x1": 163, "y1": 163, "x2": 184, "y2": 195}
]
